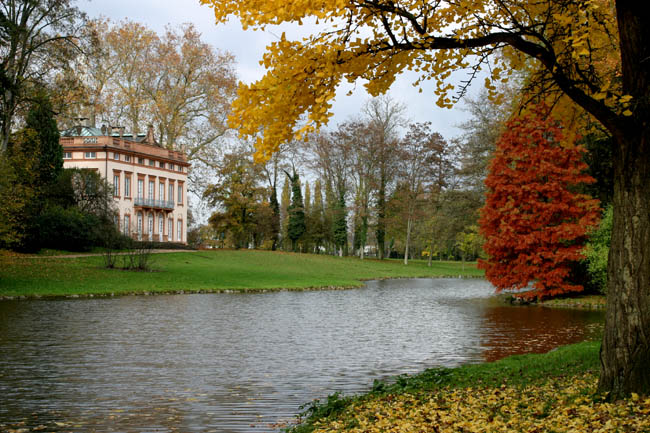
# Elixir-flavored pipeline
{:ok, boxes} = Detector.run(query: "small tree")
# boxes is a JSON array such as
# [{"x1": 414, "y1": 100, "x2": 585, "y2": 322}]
[{"x1": 479, "y1": 105, "x2": 600, "y2": 299}]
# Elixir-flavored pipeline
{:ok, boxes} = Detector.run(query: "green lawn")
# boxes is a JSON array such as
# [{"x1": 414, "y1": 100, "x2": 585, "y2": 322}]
[{"x1": 0, "y1": 250, "x2": 483, "y2": 298}]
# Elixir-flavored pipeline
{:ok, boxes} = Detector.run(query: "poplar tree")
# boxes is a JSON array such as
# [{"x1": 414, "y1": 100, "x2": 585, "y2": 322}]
[
  {"x1": 280, "y1": 178, "x2": 290, "y2": 250},
  {"x1": 333, "y1": 190, "x2": 347, "y2": 256},
  {"x1": 285, "y1": 170, "x2": 306, "y2": 252},
  {"x1": 311, "y1": 179, "x2": 326, "y2": 253}
]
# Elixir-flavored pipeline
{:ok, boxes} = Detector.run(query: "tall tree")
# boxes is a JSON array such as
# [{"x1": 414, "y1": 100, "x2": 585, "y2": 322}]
[
  {"x1": 363, "y1": 96, "x2": 404, "y2": 259},
  {"x1": 202, "y1": 0, "x2": 650, "y2": 397},
  {"x1": 396, "y1": 122, "x2": 449, "y2": 265},
  {"x1": 0, "y1": 0, "x2": 83, "y2": 151},
  {"x1": 303, "y1": 180, "x2": 312, "y2": 251},
  {"x1": 24, "y1": 90, "x2": 62, "y2": 187},
  {"x1": 280, "y1": 177, "x2": 291, "y2": 250},
  {"x1": 479, "y1": 105, "x2": 601, "y2": 298},
  {"x1": 311, "y1": 179, "x2": 326, "y2": 253},
  {"x1": 284, "y1": 170, "x2": 306, "y2": 252},
  {"x1": 332, "y1": 189, "x2": 347, "y2": 257}
]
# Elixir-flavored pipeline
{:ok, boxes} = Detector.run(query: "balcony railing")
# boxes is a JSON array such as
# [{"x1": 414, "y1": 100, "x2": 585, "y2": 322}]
[{"x1": 134, "y1": 197, "x2": 175, "y2": 210}]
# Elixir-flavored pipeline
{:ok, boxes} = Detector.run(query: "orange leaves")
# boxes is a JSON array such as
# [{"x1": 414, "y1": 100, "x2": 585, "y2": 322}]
[{"x1": 478, "y1": 104, "x2": 600, "y2": 299}]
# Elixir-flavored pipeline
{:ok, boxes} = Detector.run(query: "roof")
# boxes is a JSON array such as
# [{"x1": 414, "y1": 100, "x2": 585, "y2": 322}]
[
  {"x1": 60, "y1": 125, "x2": 104, "y2": 137},
  {"x1": 61, "y1": 125, "x2": 161, "y2": 147}
]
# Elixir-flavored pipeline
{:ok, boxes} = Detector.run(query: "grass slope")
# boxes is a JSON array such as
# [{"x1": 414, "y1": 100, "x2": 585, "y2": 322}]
[
  {"x1": 290, "y1": 341, "x2": 650, "y2": 433},
  {"x1": 0, "y1": 250, "x2": 483, "y2": 297}
]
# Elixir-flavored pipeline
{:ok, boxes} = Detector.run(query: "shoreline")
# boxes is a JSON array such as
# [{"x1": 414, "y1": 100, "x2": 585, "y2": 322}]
[{"x1": 0, "y1": 274, "x2": 486, "y2": 301}]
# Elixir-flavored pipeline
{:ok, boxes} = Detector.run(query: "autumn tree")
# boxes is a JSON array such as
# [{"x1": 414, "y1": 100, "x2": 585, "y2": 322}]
[
  {"x1": 203, "y1": 150, "x2": 270, "y2": 249},
  {"x1": 362, "y1": 96, "x2": 404, "y2": 259},
  {"x1": 479, "y1": 105, "x2": 600, "y2": 298},
  {"x1": 395, "y1": 122, "x2": 449, "y2": 264},
  {"x1": 0, "y1": 0, "x2": 84, "y2": 151},
  {"x1": 201, "y1": 0, "x2": 650, "y2": 397}
]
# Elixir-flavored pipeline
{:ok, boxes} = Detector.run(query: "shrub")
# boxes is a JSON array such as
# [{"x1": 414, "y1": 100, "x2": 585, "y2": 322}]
[
  {"x1": 36, "y1": 206, "x2": 101, "y2": 252},
  {"x1": 583, "y1": 205, "x2": 613, "y2": 294}
]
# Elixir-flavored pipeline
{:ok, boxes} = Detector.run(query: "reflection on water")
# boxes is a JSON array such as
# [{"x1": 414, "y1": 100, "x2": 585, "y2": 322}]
[{"x1": 0, "y1": 278, "x2": 603, "y2": 432}]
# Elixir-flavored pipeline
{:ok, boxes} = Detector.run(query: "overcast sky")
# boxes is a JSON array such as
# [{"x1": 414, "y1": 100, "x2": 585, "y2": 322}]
[{"x1": 79, "y1": 0, "x2": 483, "y2": 141}]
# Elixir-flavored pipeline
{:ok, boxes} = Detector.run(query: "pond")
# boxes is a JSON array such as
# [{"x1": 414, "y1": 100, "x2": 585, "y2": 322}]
[{"x1": 0, "y1": 278, "x2": 603, "y2": 432}]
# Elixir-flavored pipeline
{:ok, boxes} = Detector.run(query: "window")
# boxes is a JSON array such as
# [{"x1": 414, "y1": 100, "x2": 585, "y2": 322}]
[
  {"x1": 168, "y1": 218, "x2": 173, "y2": 242},
  {"x1": 125, "y1": 176, "x2": 131, "y2": 197},
  {"x1": 113, "y1": 152, "x2": 120, "y2": 161},
  {"x1": 137, "y1": 179, "x2": 144, "y2": 199},
  {"x1": 148, "y1": 180, "x2": 154, "y2": 199},
  {"x1": 84, "y1": 151, "x2": 96, "y2": 159},
  {"x1": 159, "y1": 182, "x2": 165, "y2": 201},
  {"x1": 113, "y1": 213, "x2": 119, "y2": 228},
  {"x1": 168, "y1": 184, "x2": 174, "y2": 205},
  {"x1": 177, "y1": 220, "x2": 182, "y2": 242},
  {"x1": 177, "y1": 183, "x2": 183, "y2": 204},
  {"x1": 149, "y1": 159, "x2": 155, "y2": 167},
  {"x1": 169, "y1": 163, "x2": 175, "y2": 171},
  {"x1": 113, "y1": 174, "x2": 120, "y2": 196},
  {"x1": 138, "y1": 157, "x2": 144, "y2": 165},
  {"x1": 63, "y1": 152, "x2": 72, "y2": 159},
  {"x1": 137, "y1": 213, "x2": 143, "y2": 240},
  {"x1": 159, "y1": 161, "x2": 165, "y2": 169},
  {"x1": 123, "y1": 215, "x2": 130, "y2": 236},
  {"x1": 125, "y1": 155, "x2": 131, "y2": 162}
]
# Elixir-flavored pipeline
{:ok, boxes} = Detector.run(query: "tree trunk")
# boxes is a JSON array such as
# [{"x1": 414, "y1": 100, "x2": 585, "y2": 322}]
[
  {"x1": 428, "y1": 239, "x2": 433, "y2": 267},
  {"x1": 376, "y1": 178, "x2": 386, "y2": 259},
  {"x1": 598, "y1": 130, "x2": 650, "y2": 398},
  {"x1": 597, "y1": 1, "x2": 650, "y2": 399},
  {"x1": 404, "y1": 217, "x2": 412, "y2": 265}
]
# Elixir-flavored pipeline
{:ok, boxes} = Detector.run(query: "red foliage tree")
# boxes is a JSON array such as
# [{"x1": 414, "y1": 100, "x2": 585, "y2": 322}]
[{"x1": 478, "y1": 105, "x2": 600, "y2": 299}]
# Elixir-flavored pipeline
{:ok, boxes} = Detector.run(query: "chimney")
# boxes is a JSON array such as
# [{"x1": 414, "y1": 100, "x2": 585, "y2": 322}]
[{"x1": 146, "y1": 124, "x2": 155, "y2": 145}]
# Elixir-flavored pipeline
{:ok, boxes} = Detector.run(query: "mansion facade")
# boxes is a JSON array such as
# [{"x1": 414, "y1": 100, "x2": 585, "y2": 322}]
[{"x1": 60, "y1": 125, "x2": 190, "y2": 244}]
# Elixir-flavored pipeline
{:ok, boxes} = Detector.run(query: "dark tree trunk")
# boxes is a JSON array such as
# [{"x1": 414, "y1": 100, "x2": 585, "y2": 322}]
[
  {"x1": 598, "y1": 0, "x2": 650, "y2": 399},
  {"x1": 598, "y1": 130, "x2": 650, "y2": 399},
  {"x1": 376, "y1": 178, "x2": 386, "y2": 259}
]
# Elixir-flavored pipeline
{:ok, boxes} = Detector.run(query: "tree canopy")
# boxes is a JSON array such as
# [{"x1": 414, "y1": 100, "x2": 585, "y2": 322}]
[{"x1": 201, "y1": 0, "x2": 627, "y2": 160}]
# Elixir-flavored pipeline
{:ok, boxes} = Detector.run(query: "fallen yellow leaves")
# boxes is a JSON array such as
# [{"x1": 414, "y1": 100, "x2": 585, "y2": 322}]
[{"x1": 311, "y1": 373, "x2": 650, "y2": 433}]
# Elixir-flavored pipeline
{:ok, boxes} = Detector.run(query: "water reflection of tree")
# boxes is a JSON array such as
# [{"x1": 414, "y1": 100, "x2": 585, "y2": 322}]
[{"x1": 479, "y1": 306, "x2": 604, "y2": 363}]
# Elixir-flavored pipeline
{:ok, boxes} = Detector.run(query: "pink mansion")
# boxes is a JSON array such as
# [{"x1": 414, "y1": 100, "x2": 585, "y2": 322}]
[{"x1": 60, "y1": 125, "x2": 189, "y2": 244}]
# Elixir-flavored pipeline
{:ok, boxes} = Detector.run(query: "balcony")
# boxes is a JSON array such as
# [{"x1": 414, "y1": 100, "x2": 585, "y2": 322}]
[{"x1": 134, "y1": 197, "x2": 176, "y2": 210}]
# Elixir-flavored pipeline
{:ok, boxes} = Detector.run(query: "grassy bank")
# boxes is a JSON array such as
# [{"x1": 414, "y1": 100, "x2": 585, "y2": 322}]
[
  {"x1": 0, "y1": 249, "x2": 482, "y2": 298},
  {"x1": 291, "y1": 341, "x2": 650, "y2": 433}
]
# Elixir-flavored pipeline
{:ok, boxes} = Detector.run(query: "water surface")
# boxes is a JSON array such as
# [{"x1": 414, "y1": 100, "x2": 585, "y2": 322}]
[{"x1": 0, "y1": 278, "x2": 603, "y2": 432}]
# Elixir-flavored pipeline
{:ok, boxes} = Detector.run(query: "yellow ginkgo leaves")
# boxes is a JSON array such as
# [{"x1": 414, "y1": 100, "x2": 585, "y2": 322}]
[{"x1": 310, "y1": 373, "x2": 650, "y2": 433}]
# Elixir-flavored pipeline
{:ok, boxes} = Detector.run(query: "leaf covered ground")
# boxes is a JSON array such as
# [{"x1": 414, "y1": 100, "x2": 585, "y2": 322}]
[{"x1": 308, "y1": 373, "x2": 649, "y2": 433}]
